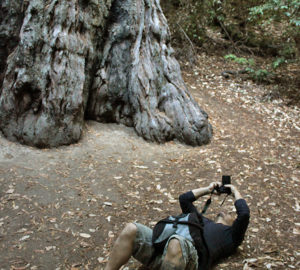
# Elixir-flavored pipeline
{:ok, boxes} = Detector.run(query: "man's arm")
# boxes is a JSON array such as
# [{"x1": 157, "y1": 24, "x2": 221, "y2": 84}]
[
  {"x1": 191, "y1": 182, "x2": 221, "y2": 199},
  {"x1": 226, "y1": 184, "x2": 242, "y2": 200},
  {"x1": 179, "y1": 182, "x2": 221, "y2": 213},
  {"x1": 226, "y1": 184, "x2": 250, "y2": 246}
]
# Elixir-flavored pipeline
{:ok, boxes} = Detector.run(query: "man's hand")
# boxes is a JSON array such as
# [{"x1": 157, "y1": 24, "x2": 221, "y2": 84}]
[
  {"x1": 208, "y1": 182, "x2": 222, "y2": 193},
  {"x1": 191, "y1": 182, "x2": 221, "y2": 199},
  {"x1": 224, "y1": 184, "x2": 242, "y2": 200}
]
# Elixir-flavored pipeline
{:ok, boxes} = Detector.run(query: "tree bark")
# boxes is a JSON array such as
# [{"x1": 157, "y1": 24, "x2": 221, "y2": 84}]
[
  {"x1": 0, "y1": 0, "x2": 26, "y2": 89},
  {"x1": 0, "y1": 0, "x2": 212, "y2": 148}
]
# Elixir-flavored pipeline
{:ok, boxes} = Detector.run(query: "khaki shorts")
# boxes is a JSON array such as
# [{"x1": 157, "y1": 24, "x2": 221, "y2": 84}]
[{"x1": 132, "y1": 223, "x2": 198, "y2": 270}]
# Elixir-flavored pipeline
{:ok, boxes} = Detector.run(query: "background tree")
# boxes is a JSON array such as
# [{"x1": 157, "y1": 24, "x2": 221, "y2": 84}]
[{"x1": 0, "y1": 0, "x2": 212, "y2": 148}]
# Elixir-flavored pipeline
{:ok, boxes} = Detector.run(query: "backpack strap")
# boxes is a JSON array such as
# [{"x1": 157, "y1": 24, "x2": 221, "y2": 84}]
[
  {"x1": 157, "y1": 219, "x2": 203, "y2": 231},
  {"x1": 201, "y1": 191, "x2": 213, "y2": 214},
  {"x1": 172, "y1": 215, "x2": 181, "y2": 229}
]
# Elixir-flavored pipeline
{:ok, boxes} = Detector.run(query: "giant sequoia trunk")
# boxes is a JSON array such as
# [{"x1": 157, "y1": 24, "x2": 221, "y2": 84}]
[{"x1": 0, "y1": 0, "x2": 212, "y2": 148}]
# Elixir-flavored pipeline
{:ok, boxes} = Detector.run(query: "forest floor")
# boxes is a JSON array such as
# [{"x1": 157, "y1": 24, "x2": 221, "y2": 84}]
[{"x1": 0, "y1": 53, "x2": 299, "y2": 270}]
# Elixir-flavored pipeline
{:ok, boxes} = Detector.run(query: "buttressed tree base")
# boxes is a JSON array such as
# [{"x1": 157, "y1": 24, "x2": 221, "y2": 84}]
[{"x1": 0, "y1": 0, "x2": 212, "y2": 148}]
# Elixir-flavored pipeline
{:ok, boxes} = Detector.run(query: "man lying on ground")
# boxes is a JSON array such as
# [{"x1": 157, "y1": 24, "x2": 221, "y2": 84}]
[{"x1": 104, "y1": 182, "x2": 250, "y2": 270}]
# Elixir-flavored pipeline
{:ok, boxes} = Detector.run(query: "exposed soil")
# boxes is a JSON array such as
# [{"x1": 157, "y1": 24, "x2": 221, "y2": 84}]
[{"x1": 0, "y1": 54, "x2": 299, "y2": 270}]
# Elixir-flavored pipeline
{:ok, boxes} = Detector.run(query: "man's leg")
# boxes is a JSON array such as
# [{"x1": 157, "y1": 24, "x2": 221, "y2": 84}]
[
  {"x1": 104, "y1": 223, "x2": 137, "y2": 270},
  {"x1": 161, "y1": 238, "x2": 186, "y2": 270}
]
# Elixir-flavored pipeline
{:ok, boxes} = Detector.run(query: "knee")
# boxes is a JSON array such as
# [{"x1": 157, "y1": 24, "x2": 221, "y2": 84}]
[
  {"x1": 120, "y1": 223, "x2": 137, "y2": 240},
  {"x1": 166, "y1": 238, "x2": 183, "y2": 259}
]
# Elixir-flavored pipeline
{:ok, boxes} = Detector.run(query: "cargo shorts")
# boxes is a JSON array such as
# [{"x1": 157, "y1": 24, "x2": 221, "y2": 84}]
[{"x1": 132, "y1": 223, "x2": 198, "y2": 270}]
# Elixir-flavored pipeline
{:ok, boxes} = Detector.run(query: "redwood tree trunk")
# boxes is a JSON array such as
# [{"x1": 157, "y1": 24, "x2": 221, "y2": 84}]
[{"x1": 0, "y1": 0, "x2": 212, "y2": 148}]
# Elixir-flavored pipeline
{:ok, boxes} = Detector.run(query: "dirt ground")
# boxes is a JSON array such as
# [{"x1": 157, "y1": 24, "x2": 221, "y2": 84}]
[{"x1": 0, "y1": 54, "x2": 299, "y2": 270}]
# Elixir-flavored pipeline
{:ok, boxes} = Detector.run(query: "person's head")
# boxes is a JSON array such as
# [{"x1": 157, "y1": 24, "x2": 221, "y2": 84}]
[{"x1": 215, "y1": 212, "x2": 234, "y2": 226}]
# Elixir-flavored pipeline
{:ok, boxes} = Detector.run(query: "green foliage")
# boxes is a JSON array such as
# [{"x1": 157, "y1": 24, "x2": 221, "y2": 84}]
[
  {"x1": 162, "y1": 0, "x2": 299, "y2": 61},
  {"x1": 252, "y1": 69, "x2": 273, "y2": 82},
  {"x1": 224, "y1": 54, "x2": 255, "y2": 66},
  {"x1": 161, "y1": 0, "x2": 228, "y2": 47},
  {"x1": 272, "y1": 57, "x2": 287, "y2": 69},
  {"x1": 279, "y1": 45, "x2": 297, "y2": 59},
  {"x1": 249, "y1": 0, "x2": 300, "y2": 27},
  {"x1": 248, "y1": 0, "x2": 300, "y2": 52},
  {"x1": 224, "y1": 54, "x2": 273, "y2": 82},
  {"x1": 161, "y1": 0, "x2": 208, "y2": 47}
]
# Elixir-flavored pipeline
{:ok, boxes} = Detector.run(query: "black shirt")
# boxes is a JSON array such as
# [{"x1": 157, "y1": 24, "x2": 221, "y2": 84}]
[{"x1": 179, "y1": 191, "x2": 250, "y2": 265}]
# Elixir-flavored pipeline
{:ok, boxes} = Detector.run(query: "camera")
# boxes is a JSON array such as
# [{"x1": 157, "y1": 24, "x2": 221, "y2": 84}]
[{"x1": 216, "y1": 175, "x2": 231, "y2": 195}]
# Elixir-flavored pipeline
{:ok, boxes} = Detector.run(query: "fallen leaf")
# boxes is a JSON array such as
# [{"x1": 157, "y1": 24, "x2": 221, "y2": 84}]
[
  {"x1": 19, "y1": 235, "x2": 30, "y2": 241},
  {"x1": 104, "y1": 202, "x2": 112, "y2": 206},
  {"x1": 45, "y1": 246, "x2": 56, "y2": 251},
  {"x1": 134, "y1": 165, "x2": 148, "y2": 169},
  {"x1": 80, "y1": 241, "x2": 91, "y2": 248},
  {"x1": 98, "y1": 257, "x2": 108, "y2": 263},
  {"x1": 79, "y1": 233, "x2": 91, "y2": 238},
  {"x1": 293, "y1": 228, "x2": 300, "y2": 235}
]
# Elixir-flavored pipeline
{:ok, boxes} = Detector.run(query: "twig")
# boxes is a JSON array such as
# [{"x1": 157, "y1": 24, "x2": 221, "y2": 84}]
[
  {"x1": 176, "y1": 23, "x2": 197, "y2": 57},
  {"x1": 218, "y1": 20, "x2": 240, "y2": 53}
]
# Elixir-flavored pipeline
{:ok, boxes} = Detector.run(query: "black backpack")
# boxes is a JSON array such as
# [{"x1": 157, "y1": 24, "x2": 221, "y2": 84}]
[{"x1": 152, "y1": 212, "x2": 210, "y2": 269}]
